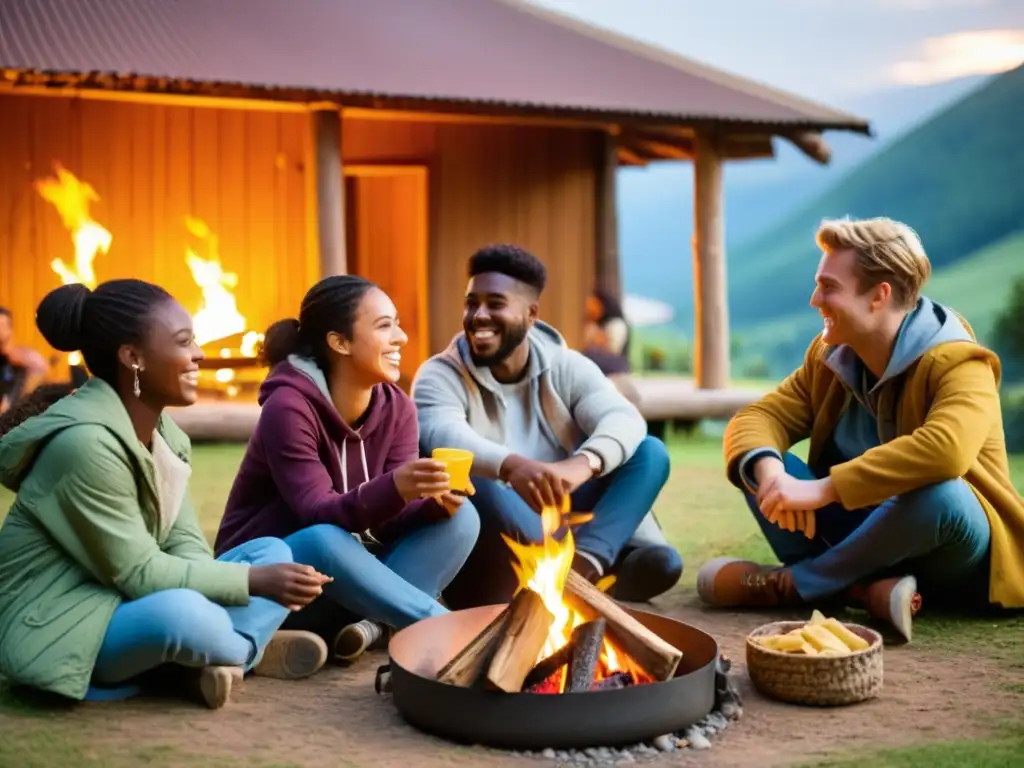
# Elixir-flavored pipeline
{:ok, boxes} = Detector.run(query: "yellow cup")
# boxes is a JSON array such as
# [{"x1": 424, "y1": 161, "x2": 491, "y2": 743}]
[{"x1": 432, "y1": 447, "x2": 474, "y2": 493}]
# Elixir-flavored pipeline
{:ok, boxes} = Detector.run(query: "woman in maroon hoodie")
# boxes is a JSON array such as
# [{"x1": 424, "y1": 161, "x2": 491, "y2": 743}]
[{"x1": 215, "y1": 276, "x2": 479, "y2": 665}]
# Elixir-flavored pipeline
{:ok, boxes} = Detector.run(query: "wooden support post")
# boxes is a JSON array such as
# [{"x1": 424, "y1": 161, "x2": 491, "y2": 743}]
[
  {"x1": 692, "y1": 130, "x2": 729, "y2": 389},
  {"x1": 595, "y1": 130, "x2": 622, "y2": 301},
  {"x1": 311, "y1": 106, "x2": 346, "y2": 277}
]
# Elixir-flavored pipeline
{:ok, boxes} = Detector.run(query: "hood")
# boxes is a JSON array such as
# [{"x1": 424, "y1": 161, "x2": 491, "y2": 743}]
[
  {"x1": 0, "y1": 377, "x2": 177, "y2": 493},
  {"x1": 826, "y1": 296, "x2": 977, "y2": 400},
  {"x1": 446, "y1": 320, "x2": 567, "y2": 394},
  {"x1": 257, "y1": 355, "x2": 400, "y2": 492}
]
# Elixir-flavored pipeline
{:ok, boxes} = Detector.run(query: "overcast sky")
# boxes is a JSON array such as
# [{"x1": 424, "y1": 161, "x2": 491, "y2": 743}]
[{"x1": 527, "y1": 0, "x2": 1024, "y2": 106}]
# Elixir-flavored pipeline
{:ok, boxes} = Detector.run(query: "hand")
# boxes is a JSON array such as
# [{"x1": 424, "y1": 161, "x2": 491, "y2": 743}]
[
  {"x1": 757, "y1": 474, "x2": 834, "y2": 539},
  {"x1": 437, "y1": 490, "x2": 469, "y2": 517},
  {"x1": 753, "y1": 456, "x2": 786, "y2": 487},
  {"x1": 249, "y1": 563, "x2": 332, "y2": 611},
  {"x1": 550, "y1": 455, "x2": 596, "y2": 496},
  {"x1": 500, "y1": 455, "x2": 566, "y2": 512},
  {"x1": 393, "y1": 458, "x2": 451, "y2": 503}
]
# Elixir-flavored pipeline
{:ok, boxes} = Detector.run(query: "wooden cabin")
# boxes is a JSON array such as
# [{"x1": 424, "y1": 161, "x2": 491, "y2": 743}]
[{"x1": 0, "y1": 0, "x2": 869, "y2": 432}]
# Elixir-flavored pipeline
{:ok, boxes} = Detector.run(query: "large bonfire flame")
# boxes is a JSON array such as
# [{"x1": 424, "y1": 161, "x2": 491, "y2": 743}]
[
  {"x1": 34, "y1": 165, "x2": 264, "y2": 384},
  {"x1": 33, "y1": 164, "x2": 112, "y2": 291},
  {"x1": 503, "y1": 500, "x2": 650, "y2": 693},
  {"x1": 184, "y1": 215, "x2": 249, "y2": 348}
]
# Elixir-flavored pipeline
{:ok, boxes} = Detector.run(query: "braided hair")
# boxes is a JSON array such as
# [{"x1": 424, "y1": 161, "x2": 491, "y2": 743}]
[
  {"x1": 262, "y1": 275, "x2": 376, "y2": 373},
  {"x1": 35, "y1": 279, "x2": 173, "y2": 387}
]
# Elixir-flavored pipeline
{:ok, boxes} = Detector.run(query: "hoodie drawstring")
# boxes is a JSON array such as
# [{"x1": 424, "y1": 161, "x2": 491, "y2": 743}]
[{"x1": 337, "y1": 436, "x2": 370, "y2": 494}]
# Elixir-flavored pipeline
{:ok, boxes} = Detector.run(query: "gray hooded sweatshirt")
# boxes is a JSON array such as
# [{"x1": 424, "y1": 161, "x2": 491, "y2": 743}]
[{"x1": 411, "y1": 321, "x2": 648, "y2": 480}]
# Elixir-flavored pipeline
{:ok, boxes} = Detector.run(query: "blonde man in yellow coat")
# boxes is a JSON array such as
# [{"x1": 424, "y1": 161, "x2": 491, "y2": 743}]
[{"x1": 698, "y1": 217, "x2": 1024, "y2": 641}]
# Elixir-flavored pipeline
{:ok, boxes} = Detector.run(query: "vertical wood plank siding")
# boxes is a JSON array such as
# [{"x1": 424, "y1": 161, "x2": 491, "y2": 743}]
[{"x1": 0, "y1": 94, "x2": 598, "y2": 371}]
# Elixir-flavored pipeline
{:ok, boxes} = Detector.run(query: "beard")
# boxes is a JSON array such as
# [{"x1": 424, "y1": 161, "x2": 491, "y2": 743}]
[{"x1": 467, "y1": 322, "x2": 529, "y2": 367}]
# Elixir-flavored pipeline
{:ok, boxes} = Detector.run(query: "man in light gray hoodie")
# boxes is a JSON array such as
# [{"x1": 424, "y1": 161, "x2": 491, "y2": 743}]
[{"x1": 412, "y1": 244, "x2": 682, "y2": 608}]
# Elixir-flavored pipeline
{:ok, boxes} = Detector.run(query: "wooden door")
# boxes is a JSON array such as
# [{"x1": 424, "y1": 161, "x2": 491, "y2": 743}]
[{"x1": 345, "y1": 166, "x2": 430, "y2": 388}]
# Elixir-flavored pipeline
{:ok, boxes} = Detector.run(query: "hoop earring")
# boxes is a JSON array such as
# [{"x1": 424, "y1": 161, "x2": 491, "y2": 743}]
[{"x1": 132, "y1": 364, "x2": 141, "y2": 398}]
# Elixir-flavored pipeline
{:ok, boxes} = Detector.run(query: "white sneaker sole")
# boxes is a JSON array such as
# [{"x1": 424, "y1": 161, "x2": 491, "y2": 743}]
[{"x1": 888, "y1": 575, "x2": 918, "y2": 643}]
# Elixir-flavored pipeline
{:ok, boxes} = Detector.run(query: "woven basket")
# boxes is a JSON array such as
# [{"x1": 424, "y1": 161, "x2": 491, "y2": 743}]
[{"x1": 746, "y1": 620, "x2": 883, "y2": 706}]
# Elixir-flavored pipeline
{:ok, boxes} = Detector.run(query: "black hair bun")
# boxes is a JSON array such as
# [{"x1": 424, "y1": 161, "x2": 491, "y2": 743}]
[{"x1": 36, "y1": 283, "x2": 90, "y2": 352}]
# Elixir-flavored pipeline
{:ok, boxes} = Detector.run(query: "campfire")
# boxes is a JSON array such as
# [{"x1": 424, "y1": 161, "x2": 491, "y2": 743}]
[
  {"x1": 33, "y1": 164, "x2": 266, "y2": 396},
  {"x1": 435, "y1": 500, "x2": 683, "y2": 694}
]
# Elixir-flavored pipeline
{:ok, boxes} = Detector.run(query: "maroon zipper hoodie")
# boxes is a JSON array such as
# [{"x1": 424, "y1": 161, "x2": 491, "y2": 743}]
[{"x1": 214, "y1": 355, "x2": 445, "y2": 556}]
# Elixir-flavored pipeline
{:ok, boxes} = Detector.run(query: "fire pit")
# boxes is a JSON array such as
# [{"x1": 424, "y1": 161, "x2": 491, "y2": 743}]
[
  {"x1": 388, "y1": 602, "x2": 719, "y2": 750},
  {"x1": 385, "y1": 502, "x2": 719, "y2": 750}
]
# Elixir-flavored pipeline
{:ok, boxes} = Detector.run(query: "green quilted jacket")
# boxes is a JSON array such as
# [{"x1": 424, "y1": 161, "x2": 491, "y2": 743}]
[{"x1": 0, "y1": 378, "x2": 250, "y2": 700}]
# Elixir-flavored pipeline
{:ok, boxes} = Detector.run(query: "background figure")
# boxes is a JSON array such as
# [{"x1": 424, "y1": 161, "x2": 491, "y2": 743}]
[
  {"x1": 0, "y1": 307, "x2": 49, "y2": 414},
  {"x1": 582, "y1": 288, "x2": 632, "y2": 376}
]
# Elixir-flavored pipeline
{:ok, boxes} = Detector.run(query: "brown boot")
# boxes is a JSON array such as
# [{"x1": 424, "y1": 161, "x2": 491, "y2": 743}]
[
  {"x1": 848, "y1": 575, "x2": 921, "y2": 642},
  {"x1": 696, "y1": 558, "x2": 803, "y2": 608}
]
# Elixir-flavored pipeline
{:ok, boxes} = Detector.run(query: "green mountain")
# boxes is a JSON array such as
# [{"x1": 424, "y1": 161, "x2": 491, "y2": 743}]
[
  {"x1": 726, "y1": 63, "x2": 1024, "y2": 343},
  {"x1": 733, "y1": 229, "x2": 1024, "y2": 376}
]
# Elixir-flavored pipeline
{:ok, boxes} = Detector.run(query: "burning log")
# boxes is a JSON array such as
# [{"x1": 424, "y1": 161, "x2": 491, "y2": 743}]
[
  {"x1": 485, "y1": 588, "x2": 555, "y2": 693},
  {"x1": 565, "y1": 619, "x2": 606, "y2": 692},
  {"x1": 436, "y1": 606, "x2": 511, "y2": 687},
  {"x1": 523, "y1": 644, "x2": 572, "y2": 690},
  {"x1": 591, "y1": 670, "x2": 633, "y2": 691},
  {"x1": 562, "y1": 570, "x2": 683, "y2": 682}
]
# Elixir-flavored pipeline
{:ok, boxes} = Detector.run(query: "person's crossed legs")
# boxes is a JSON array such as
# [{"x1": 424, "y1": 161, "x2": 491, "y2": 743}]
[
  {"x1": 283, "y1": 500, "x2": 480, "y2": 661},
  {"x1": 88, "y1": 537, "x2": 325, "y2": 708},
  {"x1": 443, "y1": 436, "x2": 681, "y2": 608},
  {"x1": 698, "y1": 452, "x2": 992, "y2": 639}
]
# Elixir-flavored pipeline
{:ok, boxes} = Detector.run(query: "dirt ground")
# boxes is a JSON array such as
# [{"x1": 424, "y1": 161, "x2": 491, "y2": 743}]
[{"x1": 7, "y1": 593, "x2": 1020, "y2": 768}]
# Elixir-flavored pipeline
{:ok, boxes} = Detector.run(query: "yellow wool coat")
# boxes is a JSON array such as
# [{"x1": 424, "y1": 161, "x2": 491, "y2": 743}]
[{"x1": 724, "y1": 333, "x2": 1024, "y2": 608}]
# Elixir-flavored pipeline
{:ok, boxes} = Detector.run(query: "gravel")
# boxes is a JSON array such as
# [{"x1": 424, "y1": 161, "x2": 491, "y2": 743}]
[{"x1": 493, "y1": 655, "x2": 744, "y2": 765}]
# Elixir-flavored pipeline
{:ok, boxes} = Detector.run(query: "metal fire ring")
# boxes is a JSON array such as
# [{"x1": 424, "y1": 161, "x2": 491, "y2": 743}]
[{"x1": 387, "y1": 604, "x2": 719, "y2": 750}]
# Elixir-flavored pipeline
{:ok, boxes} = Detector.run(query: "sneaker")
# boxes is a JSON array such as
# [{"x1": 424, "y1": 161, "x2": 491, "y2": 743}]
[
  {"x1": 572, "y1": 550, "x2": 606, "y2": 584},
  {"x1": 611, "y1": 543, "x2": 683, "y2": 602},
  {"x1": 253, "y1": 630, "x2": 328, "y2": 680},
  {"x1": 697, "y1": 557, "x2": 803, "y2": 608},
  {"x1": 198, "y1": 666, "x2": 236, "y2": 710},
  {"x1": 849, "y1": 575, "x2": 921, "y2": 642},
  {"x1": 333, "y1": 619, "x2": 387, "y2": 662}
]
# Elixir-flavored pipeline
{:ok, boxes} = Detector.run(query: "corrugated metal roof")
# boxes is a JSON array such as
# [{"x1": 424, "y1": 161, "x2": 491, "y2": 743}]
[{"x1": 0, "y1": 0, "x2": 869, "y2": 132}]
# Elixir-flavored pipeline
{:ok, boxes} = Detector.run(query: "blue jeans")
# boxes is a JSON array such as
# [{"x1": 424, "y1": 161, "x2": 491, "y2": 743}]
[
  {"x1": 744, "y1": 453, "x2": 991, "y2": 603},
  {"x1": 443, "y1": 436, "x2": 671, "y2": 608},
  {"x1": 86, "y1": 537, "x2": 294, "y2": 700},
  {"x1": 282, "y1": 500, "x2": 480, "y2": 634}
]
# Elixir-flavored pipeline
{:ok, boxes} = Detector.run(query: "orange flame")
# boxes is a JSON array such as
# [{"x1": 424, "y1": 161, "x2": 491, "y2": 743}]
[
  {"x1": 502, "y1": 498, "x2": 647, "y2": 692},
  {"x1": 184, "y1": 216, "x2": 248, "y2": 348},
  {"x1": 34, "y1": 164, "x2": 113, "y2": 365}
]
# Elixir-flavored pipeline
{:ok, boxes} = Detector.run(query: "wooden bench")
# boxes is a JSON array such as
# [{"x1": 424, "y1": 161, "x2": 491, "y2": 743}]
[{"x1": 168, "y1": 377, "x2": 766, "y2": 443}]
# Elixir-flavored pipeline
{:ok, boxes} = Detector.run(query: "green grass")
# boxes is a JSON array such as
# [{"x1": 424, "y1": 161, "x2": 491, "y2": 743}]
[
  {"x1": 0, "y1": 433, "x2": 1022, "y2": 765},
  {"x1": 804, "y1": 725, "x2": 1024, "y2": 768}
]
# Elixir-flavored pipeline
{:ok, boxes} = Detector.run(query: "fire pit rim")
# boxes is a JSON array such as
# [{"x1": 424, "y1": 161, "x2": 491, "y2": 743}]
[{"x1": 385, "y1": 603, "x2": 720, "y2": 750}]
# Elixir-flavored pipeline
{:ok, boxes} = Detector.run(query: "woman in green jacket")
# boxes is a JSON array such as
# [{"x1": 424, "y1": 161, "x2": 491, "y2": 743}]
[{"x1": 0, "y1": 279, "x2": 331, "y2": 709}]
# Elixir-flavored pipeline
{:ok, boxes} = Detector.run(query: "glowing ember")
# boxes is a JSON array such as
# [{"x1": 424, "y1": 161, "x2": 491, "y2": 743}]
[{"x1": 502, "y1": 499, "x2": 651, "y2": 693}]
